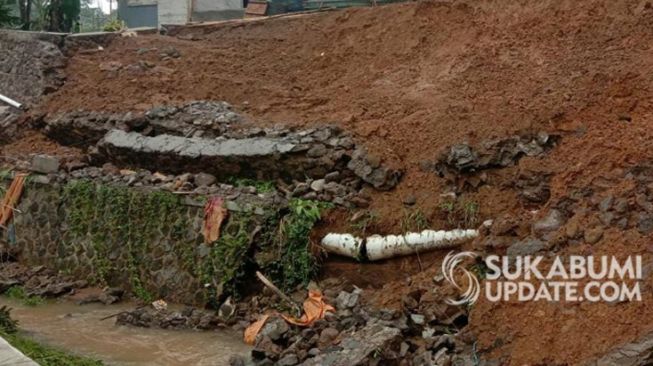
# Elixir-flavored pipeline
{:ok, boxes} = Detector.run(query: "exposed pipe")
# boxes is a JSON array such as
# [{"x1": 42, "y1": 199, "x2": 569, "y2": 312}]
[
  {"x1": 0, "y1": 94, "x2": 22, "y2": 109},
  {"x1": 321, "y1": 228, "x2": 480, "y2": 261}
]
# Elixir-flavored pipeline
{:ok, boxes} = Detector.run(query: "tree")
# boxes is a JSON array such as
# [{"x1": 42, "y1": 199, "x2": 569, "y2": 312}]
[
  {"x1": 45, "y1": 0, "x2": 80, "y2": 32},
  {"x1": 79, "y1": 0, "x2": 107, "y2": 32},
  {"x1": 0, "y1": 0, "x2": 19, "y2": 27},
  {"x1": 17, "y1": 0, "x2": 32, "y2": 29}
]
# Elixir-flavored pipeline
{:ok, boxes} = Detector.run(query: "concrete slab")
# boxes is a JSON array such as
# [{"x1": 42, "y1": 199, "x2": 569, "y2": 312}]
[{"x1": 0, "y1": 336, "x2": 38, "y2": 366}]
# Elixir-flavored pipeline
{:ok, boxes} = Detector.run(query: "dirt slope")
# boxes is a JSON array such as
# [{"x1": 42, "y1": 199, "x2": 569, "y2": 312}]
[{"x1": 39, "y1": 0, "x2": 653, "y2": 364}]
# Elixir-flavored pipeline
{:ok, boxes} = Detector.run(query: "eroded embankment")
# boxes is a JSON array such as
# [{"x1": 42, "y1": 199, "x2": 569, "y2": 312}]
[{"x1": 3, "y1": 0, "x2": 653, "y2": 365}]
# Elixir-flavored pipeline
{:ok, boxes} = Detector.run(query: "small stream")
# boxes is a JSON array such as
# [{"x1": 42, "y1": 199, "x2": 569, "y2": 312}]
[{"x1": 0, "y1": 298, "x2": 250, "y2": 366}]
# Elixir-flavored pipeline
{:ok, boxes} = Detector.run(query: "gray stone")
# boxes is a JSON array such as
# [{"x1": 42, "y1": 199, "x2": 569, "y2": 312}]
[
  {"x1": 258, "y1": 316, "x2": 289, "y2": 342},
  {"x1": 31, "y1": 155, "x2": 60, "y2": 174},
  {"x1": 588, "y1": 329, "x2": 653, "y2": 365},
  {"x1": 307, "y1": 144, "x2": 328, "y2": 158},
  {"x1": 507, "y1": 238, "x2": 546, "y2": 257},
  {"x1": 324, "y1": 171, "x2": 340, "y2": 183},
  {"x1": 532, "y1": 209, "x2": 564, "y2": 235},
  {"x1": 336, "y1": 289, "x2": 361, "y2": 309},
  {"x1": 437, "y1": 133, "x2": 556, "y2": 177},
  {"x1": 228, "y1": 355, "x2": 246, "y2": 366},
  {"x1": 310, "y1": 179, "x2": 326, "y2": 192},
  {"x1": 599, "y1": 195, "x2": 613, "y2": 212},
  {"x1": 403, "y1": 195, "x2": 417, "y2": 206},
  {"x1": 584, "y1": 227, "x2": 604, "y2": 244},
  {"x1": 318, "y1": 327, "x2": 340, "y2": 349},
  {"x1": 302, "y1": 324, "x2": 401, "y2": 366},
  {"x1": 194, "y1": 172, "x2": 216, "y2": 187},
  {"x1": 638, "y1": 213, "x2": 653, "y2": 234},
  {"x1": 277, "y1": 354, "x2": 299, "y2": 366},
  {"x1": 410, "y1": 313, "x2": 426, "y2": 325}
]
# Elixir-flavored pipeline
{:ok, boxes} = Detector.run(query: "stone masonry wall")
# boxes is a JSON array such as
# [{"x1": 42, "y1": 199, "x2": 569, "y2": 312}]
[{"x1": 5, "y1": 176, "x2": 279, "y2": 304}]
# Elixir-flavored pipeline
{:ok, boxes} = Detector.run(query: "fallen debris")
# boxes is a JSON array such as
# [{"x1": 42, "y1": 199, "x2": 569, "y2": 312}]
[
  {"x1": 0, "y1": 174, "x2": 27, "y2": 228},
  {"x1": 202, "y1": 196, "x2": 228, "y2": 244}
]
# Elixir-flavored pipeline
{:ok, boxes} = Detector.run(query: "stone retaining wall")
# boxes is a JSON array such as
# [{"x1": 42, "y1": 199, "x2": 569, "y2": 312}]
[{"x1": 3, "y1": 175, "x2": 281, "y2": 304}]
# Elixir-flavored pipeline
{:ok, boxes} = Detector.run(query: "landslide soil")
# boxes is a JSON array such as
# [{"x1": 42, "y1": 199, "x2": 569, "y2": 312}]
[{"x1": 38, "y1": 0, "x2": 653, "y2": 364}]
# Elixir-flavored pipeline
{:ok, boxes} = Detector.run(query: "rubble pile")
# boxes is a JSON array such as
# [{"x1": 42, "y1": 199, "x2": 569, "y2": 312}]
[
  {"x1": 43, "y1": 101, "x2": 244, "y2": 145},
  {"x1": 240, "y1": 288, "x2": 475, "y2": 366},
  {"x1": 432, "y1": 132, "x2": 557, "y2": 190},
  {"x1": 0, "y1": 262, "x2": 87, "y2": 298}
]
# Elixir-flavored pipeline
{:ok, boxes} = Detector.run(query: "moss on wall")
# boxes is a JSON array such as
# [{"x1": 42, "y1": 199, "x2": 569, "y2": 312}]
[{"x1": 7, "y1": 177, "x2": 330, "y2": 304}]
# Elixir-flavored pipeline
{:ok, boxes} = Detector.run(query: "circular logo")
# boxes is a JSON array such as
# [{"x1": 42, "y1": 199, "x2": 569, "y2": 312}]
[{"x1": 442, "y1": 251, "x2": 481, "y2": 306}]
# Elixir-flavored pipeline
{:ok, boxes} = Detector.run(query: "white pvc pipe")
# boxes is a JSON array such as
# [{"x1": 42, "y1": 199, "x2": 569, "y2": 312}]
[
  {"x1": 366, "y1": 229, "x2": 478, "y2": 261},
  {"x1": 0, "y1": 94, "x2": 22, "y2": 109},
  {"x1": 321, "y1": 229, "x2": 479, "y2": 261},
  {"x1": 321, "y1": 233, "x2": 363, "y2": 258}
]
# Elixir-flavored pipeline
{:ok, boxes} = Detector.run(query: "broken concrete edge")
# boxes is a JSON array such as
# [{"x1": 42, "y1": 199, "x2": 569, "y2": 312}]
[
  {"x1": 95, "y1": 129, "x2": 402, "y2": 191},
  {"x1": 42, "y1": 104, "x2": 402, "y2": 191}
]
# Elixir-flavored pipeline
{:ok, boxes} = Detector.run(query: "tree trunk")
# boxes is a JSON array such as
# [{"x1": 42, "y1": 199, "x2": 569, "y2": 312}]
[{"x1": 18, "y1": 0, "x2": 32, "y2": 30}]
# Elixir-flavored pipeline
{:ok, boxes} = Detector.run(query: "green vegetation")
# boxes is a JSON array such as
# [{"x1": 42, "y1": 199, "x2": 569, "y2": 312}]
[
  {"x1": 2, "y1": 332, "x2": 104, "y2": 365},
  {"x1": 56, "y1": 179, "x2": 330, "y2": 305},
  {"x1": 0, "y1": 0, "x2": 18, "y2": 27},
  {"x1": 0, "y1": 305, "x2": 18, "y2": 334},
  {"x1": 265, "y1": 199, "x2": 332, "y2": 291},
  {"x1": 439, "y1": 198, "x2": 480, "y2": 229},
  {"x1": 226, "y1": 177, "x2": 276, "y2": 193},
  {"x1": 5, "y1": 287, "x2": 45, "y2": 307},
  {"x1": 0, "y1": 306, "x2": 102, "y2": 365},
  {"x1": 196, "y1": 212, "x2": 254, "y2": 305},
  {"x1": 102, "y1": 18, "x2": 124, "y2": 32},
  {"x1": 350, "y1": 210, "x2": 378, "y2": 236},
  {"x1": 63, "y1": 180, "x2": 191, "y2": 302},
  {"x1": 400, "y1": 208, "x2": 430, "y2": 232}
]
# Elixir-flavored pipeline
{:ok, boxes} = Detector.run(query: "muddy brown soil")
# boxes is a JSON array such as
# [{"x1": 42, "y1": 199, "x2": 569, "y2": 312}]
[{"x1": 24, "y1": 0, "x2": 653, "y2": 364}]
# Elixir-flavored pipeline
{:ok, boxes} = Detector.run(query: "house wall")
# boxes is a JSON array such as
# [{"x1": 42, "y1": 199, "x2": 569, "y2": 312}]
[
  {"x1": 191, "y1": 0, "x2": 244, "y2": 22},
  {"x1": 158, "y1": 0, "x2": 191, "y2": 25},
  {"x1": 118, "y1": 0, "x2": 158, "y2": 28}
]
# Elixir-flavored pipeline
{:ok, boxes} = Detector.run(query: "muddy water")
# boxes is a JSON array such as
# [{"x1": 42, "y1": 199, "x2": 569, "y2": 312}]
[{"x1": 0, "y1": 298, "x2": 250, "y2": 366}]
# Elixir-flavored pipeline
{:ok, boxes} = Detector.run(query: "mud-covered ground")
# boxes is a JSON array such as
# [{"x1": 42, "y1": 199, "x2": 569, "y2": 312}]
[{"x1": 4, "y1": 0, "x2": 653, "y2": 364}]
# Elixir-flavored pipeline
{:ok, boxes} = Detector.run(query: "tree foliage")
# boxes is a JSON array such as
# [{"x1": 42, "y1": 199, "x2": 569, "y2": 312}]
[
  {"x1": 0, "y1": 0, "x2": 19, "y2": 27},
  {"x1": 45, "y1": 0, "x2": 80, "y2": 32}
]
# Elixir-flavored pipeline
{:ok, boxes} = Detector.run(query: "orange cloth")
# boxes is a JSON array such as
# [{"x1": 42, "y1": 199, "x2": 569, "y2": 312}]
[
  {"x1": 281, "y1": 290, "x2": 335, "y2": 326},
  {"x1": 202, "y1": 196, "x2": 227, "y2": 244},
  {"x1": 0, "y1": 174, "x2": 27, "y2": 227},
  {"x1": 244, "y1": 314, "x2": 270, "y2": 345},
  {"x1": 244, "y1": 290, "x2": 335, "y2": 345}
]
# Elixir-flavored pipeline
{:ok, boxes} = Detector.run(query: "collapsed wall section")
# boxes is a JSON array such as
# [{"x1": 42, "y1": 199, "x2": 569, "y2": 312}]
[{"x1": 0, "y1": 31, "x2": 66, "y2": 143}]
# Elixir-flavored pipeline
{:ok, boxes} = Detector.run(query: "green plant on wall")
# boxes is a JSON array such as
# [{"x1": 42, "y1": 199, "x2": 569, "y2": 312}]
[
  {"x1": 63, "y1": 180, "x2": 191, "y2": 302},
  {"x1": 265, "y1": 199, "x2": 332, "y2": 292},
  {"x1": 195, "y1": 212, "x2": 254, "y2": 306}
]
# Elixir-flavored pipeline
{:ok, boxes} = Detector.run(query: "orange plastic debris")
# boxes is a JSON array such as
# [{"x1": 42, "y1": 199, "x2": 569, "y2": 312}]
[
  {"x1": 244, "y1": 314, "x2": 270, "y2": 345},
  {"x1": 202, "y1": 196, "x2": 228, "y2": 244},
  {"x1": 282, "y1": 290, "x2": 335, "y2": 326},
  {"x1": 0, "y1": 174, "x2": 27, "y2": 227},
  {"x1": 243, "y1": 290, "x2": 335, "y2": 345}
]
